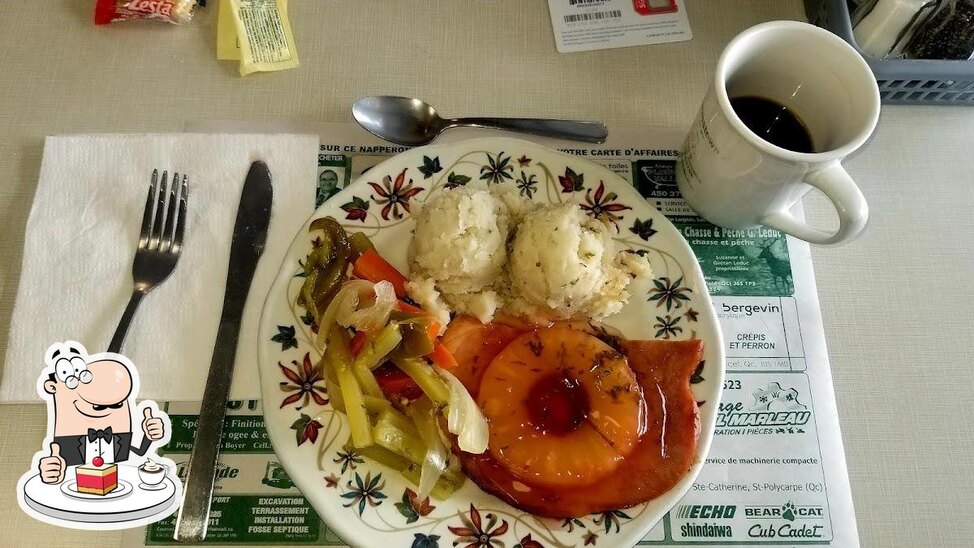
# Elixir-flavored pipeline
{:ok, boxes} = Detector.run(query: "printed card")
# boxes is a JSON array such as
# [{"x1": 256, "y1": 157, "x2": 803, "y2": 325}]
[{"x1": 547, "y1": 0, "x2": 692, "y2": 53}]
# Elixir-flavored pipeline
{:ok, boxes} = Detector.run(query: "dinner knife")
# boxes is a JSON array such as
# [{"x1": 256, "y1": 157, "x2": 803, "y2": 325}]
[{"x1": 174, "y1": 161, "x2": 273, "y2": 542}]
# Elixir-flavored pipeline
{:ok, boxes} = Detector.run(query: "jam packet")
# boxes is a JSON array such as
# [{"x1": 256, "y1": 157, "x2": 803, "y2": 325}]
[{"x1": 94, "y1": 0, "x2": 198, "y2": 25}]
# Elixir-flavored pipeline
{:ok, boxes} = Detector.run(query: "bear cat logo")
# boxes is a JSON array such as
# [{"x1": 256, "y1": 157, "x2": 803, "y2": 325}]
[{"x1": 745, "y1": 502, "x2": 824, "y2": 521}]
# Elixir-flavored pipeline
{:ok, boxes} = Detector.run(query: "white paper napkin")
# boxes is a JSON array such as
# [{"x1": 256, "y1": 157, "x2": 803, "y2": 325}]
[{"x1": 1, "y1": 134, "x2": 319, "y2": 403}]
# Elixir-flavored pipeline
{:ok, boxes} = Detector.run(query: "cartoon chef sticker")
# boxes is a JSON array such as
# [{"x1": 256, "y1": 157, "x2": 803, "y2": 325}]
[{"x1": 17, "y1": 341, "x2": 182, "y2": 530}]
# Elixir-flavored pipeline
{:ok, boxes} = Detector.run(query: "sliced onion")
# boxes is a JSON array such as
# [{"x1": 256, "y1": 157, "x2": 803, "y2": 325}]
[
  {"x1": 335, "y1": 280, "x2": 372, "y2": 325},
  {"x1": 345, "y1": 280, "x2": 396, "y2": 332},
  {"x1": 315, "y1": 280, "x2": 396, "y2": 349},
  {"x1": 437, "y1": 367, "x2": 489, "y2": 454},
  {"x1": 413, "y1": 406, "x2": 448, "y2": 501},
  {"x1": 315, "y1": 280, "x2": 372, "y2": 349}
]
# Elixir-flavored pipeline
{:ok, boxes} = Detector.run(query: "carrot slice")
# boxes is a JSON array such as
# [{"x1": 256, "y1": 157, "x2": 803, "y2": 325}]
[
  {"x1": 353, "y1": 248, "x2": 408, "y2": 297},
  {"x1": 395, "y1": 300, "x2": 439, "y2": 338},
  {"x1": 428, "y1": 342, "x2": 459, "y2": 370},
  {"x1": 426, "y1": 321, "x2": 441, "y2": 342},
  {"x1": 396, "y1": 300, "x2": 423, "y2": 314}
]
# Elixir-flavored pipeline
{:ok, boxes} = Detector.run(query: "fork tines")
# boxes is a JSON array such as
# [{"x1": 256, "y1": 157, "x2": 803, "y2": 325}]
[{"x1": 140, "y1": 169, "x2": 188, "y2": 253}]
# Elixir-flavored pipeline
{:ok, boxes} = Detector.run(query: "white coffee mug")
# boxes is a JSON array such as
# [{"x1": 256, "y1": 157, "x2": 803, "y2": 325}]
[{"x1": 676, "y1": 21, "x2": 880, "y2": 245}]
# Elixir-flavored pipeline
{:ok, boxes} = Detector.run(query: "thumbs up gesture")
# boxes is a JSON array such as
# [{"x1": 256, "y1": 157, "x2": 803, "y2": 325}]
[
  {"x1": 142, "y1": 407, "x2": 165, "y2": 441},
  {"x1": 39, "y1": 442, "x2": 65, "y2": 484}
]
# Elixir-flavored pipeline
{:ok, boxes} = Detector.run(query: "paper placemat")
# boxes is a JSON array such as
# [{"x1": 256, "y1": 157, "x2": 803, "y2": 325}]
[{"x1": 119, "y1": 123, "x2": 858, "y2": 547}]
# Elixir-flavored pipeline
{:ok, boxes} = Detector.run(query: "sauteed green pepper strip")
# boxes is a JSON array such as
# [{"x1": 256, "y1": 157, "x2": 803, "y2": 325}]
[
  {"x1": 392, "y1": 322, "x2": 436, "y2": 359},
  {"x1": 347, "y1": 231, "x2": 374, "y2": 260},
  {"x1": 298, "y1": 217, "x2": 352, "y2": 323}
]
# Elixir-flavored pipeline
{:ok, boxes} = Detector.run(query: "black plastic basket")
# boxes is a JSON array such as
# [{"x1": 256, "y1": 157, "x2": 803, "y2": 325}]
[{"x1": 804, "y1": 0, "x2": 974, "y2": 105}]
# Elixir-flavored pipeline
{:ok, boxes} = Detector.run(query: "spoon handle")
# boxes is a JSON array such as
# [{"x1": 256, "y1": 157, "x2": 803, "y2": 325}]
[{"x1": 448, "y1": 118, "x2": 608, "y2": 144}]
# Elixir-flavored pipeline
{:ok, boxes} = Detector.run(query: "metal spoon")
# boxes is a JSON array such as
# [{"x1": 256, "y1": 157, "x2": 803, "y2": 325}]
[{"x1": 352, "y1": 96, "x2": 608, "y2": 146}]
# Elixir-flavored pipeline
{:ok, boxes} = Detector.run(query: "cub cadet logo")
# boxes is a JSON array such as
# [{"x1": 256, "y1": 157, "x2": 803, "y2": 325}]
[
  {"x1": 746, "y1": 502, "x2": 826, "y2": 539},
  {"x1": 677, "y1": 504, "x2": 737, "y2": 519},
  {"x1": 717, "y1": 382, "x2": 811, "y2": 427}
]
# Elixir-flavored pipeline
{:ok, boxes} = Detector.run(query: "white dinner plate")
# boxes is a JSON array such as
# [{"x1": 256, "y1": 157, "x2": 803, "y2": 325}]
[{"x1": 258, "y1": 137, "x2": 725, "y2": 547}]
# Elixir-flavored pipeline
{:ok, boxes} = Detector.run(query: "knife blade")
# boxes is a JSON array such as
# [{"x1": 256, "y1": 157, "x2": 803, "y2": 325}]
[{"x1": 174, "y1": 161, "x2": 273, "y2": 542}]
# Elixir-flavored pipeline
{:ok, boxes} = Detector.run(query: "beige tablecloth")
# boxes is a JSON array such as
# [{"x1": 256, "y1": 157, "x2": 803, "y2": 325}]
[{"x1": 1, "y1": 2, "x2": 972, "y2": 547}]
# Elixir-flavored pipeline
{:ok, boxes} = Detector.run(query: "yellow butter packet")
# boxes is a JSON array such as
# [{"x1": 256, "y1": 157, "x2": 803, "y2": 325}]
[
  {"x1": 228, "y1": 0, "x2": 298, "y2": 75},
  {"x1": 217, "y1": 0, "x2": 240, "y2": 60},
  {"x1": 217, "y1": 0, "x2": 288, "y2": 61}
]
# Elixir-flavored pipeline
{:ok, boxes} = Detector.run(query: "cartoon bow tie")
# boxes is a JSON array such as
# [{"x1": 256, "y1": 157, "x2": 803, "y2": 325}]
[{"x1": 87, "y1": 427, "x2": 113, "y2": 442}]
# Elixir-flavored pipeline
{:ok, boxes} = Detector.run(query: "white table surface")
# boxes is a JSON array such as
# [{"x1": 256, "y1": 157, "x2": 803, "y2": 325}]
[{"x1": 1, "y1": 2, "x2": 972, "y2": 547}]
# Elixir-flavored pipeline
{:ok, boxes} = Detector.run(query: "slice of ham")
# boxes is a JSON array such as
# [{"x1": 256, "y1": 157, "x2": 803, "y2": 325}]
[{"x1": 454, "y1": 338, "x2": 703, "y2": 518}]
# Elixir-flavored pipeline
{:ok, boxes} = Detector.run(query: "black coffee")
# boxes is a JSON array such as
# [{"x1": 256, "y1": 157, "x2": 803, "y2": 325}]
[{"x1": 730, "y1": 96, "x2": 815, "y2": 153}]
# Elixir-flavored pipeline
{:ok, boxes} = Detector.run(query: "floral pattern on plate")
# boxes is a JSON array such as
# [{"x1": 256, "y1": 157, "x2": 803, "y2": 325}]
[{"x1": 258, "y1": 138, "x2": 725, "y2": 547}]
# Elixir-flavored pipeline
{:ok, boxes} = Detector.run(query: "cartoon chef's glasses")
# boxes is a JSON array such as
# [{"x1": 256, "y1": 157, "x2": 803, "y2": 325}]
[{"x1": 54, "y1": 356, "x2": 92, "y2": 389}]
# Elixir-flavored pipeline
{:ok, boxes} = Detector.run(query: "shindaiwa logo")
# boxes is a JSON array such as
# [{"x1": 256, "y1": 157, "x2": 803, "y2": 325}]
[
  {"x1": 676, "y1": 505, "x2": 736, "y2": 538},
  {"x1": 717, "y1": 382, "x2": 811, "y2": 427},
  {"x1": 746, "y1": 502, "x2": 827, "y2": 539},
  {"x1": 676, "y1": 504, "x2": 737, "y2": 519}
]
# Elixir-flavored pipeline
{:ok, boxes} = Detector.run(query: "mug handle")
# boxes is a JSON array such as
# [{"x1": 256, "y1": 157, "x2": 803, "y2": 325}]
[{"x1": 759, "y1": 162, "x2": 868, "y2": 245}]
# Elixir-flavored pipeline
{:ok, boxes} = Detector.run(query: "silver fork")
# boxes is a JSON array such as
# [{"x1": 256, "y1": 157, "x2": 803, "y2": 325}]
[{"x1": 108, "y1": 170, "x2": 188, "y2": 353}]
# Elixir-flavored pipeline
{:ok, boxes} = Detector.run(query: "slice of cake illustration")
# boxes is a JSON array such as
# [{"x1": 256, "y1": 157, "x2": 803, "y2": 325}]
[{"x1": 75, "y1": 459, "x2": 118, "y2": 495}]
